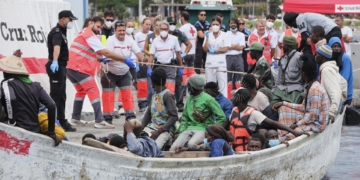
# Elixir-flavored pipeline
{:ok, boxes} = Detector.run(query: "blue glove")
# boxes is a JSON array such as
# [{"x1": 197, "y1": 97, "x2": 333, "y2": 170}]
[
  {"x1": 205, "y1": 30, "x2": 209, "y2": 39},
  {"x1": 136, "y1": 64, "x2": 140, "y2": 72},
  {"x1": 100, "y1": 57, "x2": 111, "y2": 64},
  {"x1": 208, "y1": 47, "x2": 215, "y2": 54},
  {"x1": 50, "y1": 61, "x2": 59, "y2": 73},
  {"x1": 177, "y1": 68, "x2": 184, "y2": 77},
  {"x1": 147, "y1": 67, "x2": 152, "y2": 77},
  {"x1": 181, "y1": 53, "x2": 187, "y2": 58},
  {"x1": 124, "y1": 57, "x2": 135, "y2": 68}
]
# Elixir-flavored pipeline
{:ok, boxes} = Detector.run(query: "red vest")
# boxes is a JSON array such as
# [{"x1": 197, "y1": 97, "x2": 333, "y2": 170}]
[
  {"x1": 247, "y1": 33, "x2": 272, "y2": 66},
  {"x1": 67, "y1": 28, "x2": 98, "y2": 76},
  {"x1": 280, "y1": 29, "x2": 301, "y2": 57},
  {"x1": 229, "y1": 107, "x2": 255, "y2": 152}
]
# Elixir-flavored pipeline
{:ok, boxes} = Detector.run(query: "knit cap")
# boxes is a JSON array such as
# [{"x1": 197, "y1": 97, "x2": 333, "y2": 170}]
[
  {"x1": 283, "y1": 36, "x2": 298, "y2": 49},
  {"x1": 188, "y1": 74, "x2": 205, "y2": 90},
  {"x1": 316, "y1": 45, "x2": 333, "y2": 59}
]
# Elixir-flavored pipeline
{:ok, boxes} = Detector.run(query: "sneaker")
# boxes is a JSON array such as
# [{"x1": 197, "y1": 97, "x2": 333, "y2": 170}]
[
  {"x1": 94, "y1": 121, "x2": 115, "y2": 129},
  {"x1": 118, "y1": 108, "x2": 125, "y2": 116},
  {"x1": 139, "y1": 108, "x2": 146, "y2": 112},
  {"x1": 105, "y1": 120, "x2": 113, "y2": 125},
  {"x1": 178, "y1": 106, "x2": 184, "y2": 112},
  {"x1": 61, "y1": 122, "x2": 77, "y2": 132},
  {"x1": 70, "y1": 119, "x2": 88, "y2": 126}
]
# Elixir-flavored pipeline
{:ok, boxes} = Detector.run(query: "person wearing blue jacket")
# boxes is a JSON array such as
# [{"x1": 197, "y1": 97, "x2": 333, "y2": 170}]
[
  {"x1": 204, "y1": 82, "x2": 233, "y2": 119},
  {"x1": 329, "y1": 37, "x2": 353, "y2": 105}
]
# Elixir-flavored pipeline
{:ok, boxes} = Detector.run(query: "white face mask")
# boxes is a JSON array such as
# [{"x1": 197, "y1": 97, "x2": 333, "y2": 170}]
[
  {"x1": 105, "y1": 21, "x2": 113, "y2": 28},
  {"x1": 230, "y1": 27, "x2": 238, "y2": 32},
  {"x1": 126, "y1": 28, "x2": 134, "y2": 34},
  {"x1": 169, "y1": 25, "x2": 176, "y2": 31},
  {"x1": 212, "y1": 25, "x2": 220, "y2": 32},
  {"x1": 66, "y1": 21, "x2": 73, "y2": 29},
  {"x1": 160, "y1": 31, "x2": 168, "y2": 37},
  {"x1": 266, "y1": 21, "x2": 274, "y2": 29},
  {"x1": 293, "y1": 28, "x2": 299, "y2": 32}
]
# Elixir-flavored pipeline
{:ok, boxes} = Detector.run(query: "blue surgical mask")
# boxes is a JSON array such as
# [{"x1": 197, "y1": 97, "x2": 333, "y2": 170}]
[
  {"x1": 203, "y1": 138, "x2": 211, "y2": 149},
  {"x1": 230, "y1": 27, "x2": 238, "y2": 32},
  {"x1": 268, "y1": 140, "x2": 280, "y2": 147}
]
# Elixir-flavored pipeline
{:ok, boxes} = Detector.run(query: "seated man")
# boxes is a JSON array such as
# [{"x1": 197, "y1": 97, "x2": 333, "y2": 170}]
[
  {"x1": 241, "y1": 74, "x2": 269, "y2": 112},
  {"x1": 170, "y1": 75, "x2": 226, "y2": 151},
  {"x1": 274, "y1": 60, "x2": 330, "y2": 140},
  {"x1": 124, "y1": 119, "x2": 164, "y2": 157},
  {"x1": 223, "y1": 88, "x2": 306, "y2": 152},
  {"x1": 141, "y1": 68, "x2": 178, "y2": 149},
  {"x1": 271, "y1": 36, "x2": 304, "y2": 106},
  {"x1": 315, "y1": 45, "x2": 347, "y2": 123},
  {"x1": 204, "y1": 82, "x2": 233, "y2": 119},
  {"x1": 247, "y1": 134, "x2": 266, "y2": 151},
  {"x1": 0, "y1": 50, "x2": 60, "y2": 146}
]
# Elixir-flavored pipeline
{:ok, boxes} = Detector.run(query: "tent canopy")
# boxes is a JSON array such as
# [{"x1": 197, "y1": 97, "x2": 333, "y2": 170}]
[{"x1": 283, "y1": 0, "x2": 360, "y2": 14}]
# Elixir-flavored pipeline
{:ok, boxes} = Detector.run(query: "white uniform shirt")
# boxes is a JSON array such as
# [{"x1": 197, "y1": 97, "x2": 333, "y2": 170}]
[
  {"x1": 126, "y1": 34, "x2": 137, "y2": 61},
  {"x1": 226, "y1": 31, "x2": 245, "y2": 55},
  {"x1": 150, "y1": 34, "x2": 181, "y2": 64},
  {"x1": 105, "y1": 35, "x2": 141, "y2": 75},
  {"x1": 341, "y1": 26, "x2": 353, "y2": 57},
  {"x1": 278, "y1": 31, "x2": 300, "y2": 43},
  {"x1": 247, "y1": 31, "x2": 277, "y2": 49},
  {"x1": 203, "y1": 31, "x2": 231, "y2": 67},
  {"x1": 179, "y1": 23, "x2": 197, "y2": 54},
  {"x1": 135, "y1": 31, "x2": 152, "y2": 51},
  {"x1": 85, "y1": 36, "x2": 106, "y2": 52}
]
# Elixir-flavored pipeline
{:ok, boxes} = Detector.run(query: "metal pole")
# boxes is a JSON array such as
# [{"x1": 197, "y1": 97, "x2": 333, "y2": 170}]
[
  {"x1": 252, "y1": 5, "x2": 255, "y2": 28},
  {"x1": 171, "y1": 0, "x2": 174, "y2": 16},
  {"x1": 139, "y1": 0, "x2": 142, "y2": 22}
]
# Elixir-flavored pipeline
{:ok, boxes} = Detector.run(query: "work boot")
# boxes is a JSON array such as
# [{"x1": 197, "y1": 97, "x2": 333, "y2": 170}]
[
  {"x1": 60, "y1": 121, "x2": 77, "y2": 132},
  {"x1": 94, "y1": 121, "x2": 115, "y2": 129}
]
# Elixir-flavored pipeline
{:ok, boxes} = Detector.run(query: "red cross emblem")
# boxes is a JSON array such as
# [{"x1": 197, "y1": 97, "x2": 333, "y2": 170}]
[
  {"x1": 127, "y1": 46, "x2": 131, "y2": 49},
  {"x1": 170, "y1": 48, "x2": 173, "y2": 51},
  {"x1": 337, "y1": 6, "x2": 344, "y2": 11},
  {"x1": 190, "y1": 27, "x2": 195, "y2": 37}
]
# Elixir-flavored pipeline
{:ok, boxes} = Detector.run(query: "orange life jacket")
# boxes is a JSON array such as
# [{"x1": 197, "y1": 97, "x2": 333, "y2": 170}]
[
  {"x1": 229, "y1": 106, "x2": 256, "y2": 152},
  {"x1": 280, "y1": 29, "x2": 301, "y2": 57},
  {"x1": 247, "y1": 33, "x2": 272, "y2": 66},
  {"x1": 67, "y1": 28, "x2": 98, "y2": 76}
]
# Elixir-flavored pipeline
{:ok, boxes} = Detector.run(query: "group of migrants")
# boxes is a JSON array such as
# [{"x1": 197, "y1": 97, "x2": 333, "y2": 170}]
[{"x1": 0, "y1": 9, "x2": 354, "y2": 158}]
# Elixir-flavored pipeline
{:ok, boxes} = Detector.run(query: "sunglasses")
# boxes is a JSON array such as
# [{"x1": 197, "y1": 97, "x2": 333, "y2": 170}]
[
  {"x1": 169, "y1": 23, "x2": 176, "y2": 26},
  {"x1": 239, "y1": 23, "x2": 245, "y2": 25},
  {"x1": 200, "y1": 14, "x2": 206, "y2": 16},
  {"x1": 106, "y1": 19, "x2": 115, "y2": 22},
  {"x1": 115, "y1": 22, "x2": 125, "y2": 26}
]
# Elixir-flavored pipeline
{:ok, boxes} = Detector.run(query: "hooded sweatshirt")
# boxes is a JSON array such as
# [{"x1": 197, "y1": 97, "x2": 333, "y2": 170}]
[
  {"x1": 328, "y1": 37, "x2": 353, "y2": 101},
  {"x1": 319, "y1": 61, "x2": 347, "y2": 117}
]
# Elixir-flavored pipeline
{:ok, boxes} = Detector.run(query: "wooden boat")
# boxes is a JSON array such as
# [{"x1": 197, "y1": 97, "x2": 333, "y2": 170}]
[{"x1": 0, "y1": 110, "x2": 344, "y2": 179}]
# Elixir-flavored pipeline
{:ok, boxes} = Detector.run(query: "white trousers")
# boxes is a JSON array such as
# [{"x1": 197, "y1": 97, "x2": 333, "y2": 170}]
[{"x1": 205, "y1": 66, "x2": 228, "y2": 98}]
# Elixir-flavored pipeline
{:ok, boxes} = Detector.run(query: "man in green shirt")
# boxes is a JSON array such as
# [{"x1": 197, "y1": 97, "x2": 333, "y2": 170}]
[{"x1": 170, "y1": 74, "x2": 226, "y2": 151}]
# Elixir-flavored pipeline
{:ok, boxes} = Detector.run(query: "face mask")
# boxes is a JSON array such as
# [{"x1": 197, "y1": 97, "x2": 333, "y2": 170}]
[
  {"x1": 169, "y1": 25, "x2": 176, "y2": 31},
  {"x1": 105, "y1": 21, "x2": 113, "y2": 28},
  {"x1": 203, "y1": 139, "x2": 211, "y2": 149},
  {"x1": 230, "y1": 27, "x2": 238, "y2": 32},
  {"x1": 266, "y1": 21, "x2": 274, "y2": 29},
  {"x1": 293, "y1": 28, "x2": 299, "y2": 32},
  {"x1": 160, "y1": 31, "x2": 168, "y2": 37},
  {"x1": 212, "y1": 25, "x2": 220, "y2": 32},
  {"x1": 126, "y1": 28, "x2": 134, "y2": 34},
  {"x1": 66, "y1": 21, "x2": 73, "y2": 29},
  {"x1": 268, "y1": 140, "x2": 280, "y2": 147}
]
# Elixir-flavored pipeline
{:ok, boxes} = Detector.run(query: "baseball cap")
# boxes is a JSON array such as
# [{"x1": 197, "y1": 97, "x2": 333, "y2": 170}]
[
  {"x1": 245, "y1": 42, "x2": 264, "y2": 51},
  {"x1": 167, "y1": 17, "x2": 177, "y2": 25},
  {"x1": 58, "y1": 10, "x2": 78, "y2": 20}
]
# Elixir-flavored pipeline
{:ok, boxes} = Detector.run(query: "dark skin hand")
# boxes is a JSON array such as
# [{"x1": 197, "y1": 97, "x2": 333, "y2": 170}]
[
  {"x1": 329, "y1": 115, "x2": 335, "y2": 124},
  {"x1": 47, "y1": 132, "x2": 61, "y2": 147},
  {"x1": 175, "y1": 146, "x2": 188, "y2": 153},
  {"x1": 272, "y1": 102, "x2": 283, "y2": 112},
  {"x1": 150, "y1": 128, "x2": 163, "y2": 140},
  {"x1": 290, "y1": 123, "x2": 298, "y2": 129}
]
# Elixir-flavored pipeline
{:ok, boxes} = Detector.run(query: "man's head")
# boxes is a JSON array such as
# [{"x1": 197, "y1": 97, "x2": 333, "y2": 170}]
[
  {"x1": 241, "y1": 74, "x2": 257, "y2": 90},
  {"x1": 255, "y1": 20, "x2": 265, "y2": 35},
  {"x1": 153, "y1": 17, "x2": 162, "y2": 33},
  {"x1": 103, "y1": 10, "x2": 115, "y2": 28},
  {"x1": 128, "y1": 119, "x2": 143, "y2": 137},
  {"x1": 335, "y1": 15, "x2": 344, "y2": 27},
  {"x1": 180, "y1": 11, "x2": 190, "y2": 25},
  {"x1": 187, "y1": 74, "x2": 206, "y2": 95},
  {"x1": 315, "y1": 45, "x2": 333, "y2": 65},
  {"x1": 159, "y1": 21, "x2": 170, "y2": 38},
  {"x1": 301, "y1": 57, "x2": 317, "y2": 83},
  {"x1": 232, "y1": 88, "x2": 251, "y2": 108},
  {"x1": 90, "y1": 16, "x2": 105, "y2": 35},
  {"x1": 82, "y1": 133, "x2": 96, "y2": 144},
  {"x1": 229, "y1": 17, "x2": 239, "y2": 32},
  {"x1": 283, "y1": 12, "x2": 299, "y2": 28},
  {"x1": 210, "y1": 16, "x2": 222, "y2": 33},
  {"x1": 151, "y1": 68, "x2": 167, "y2": 89},
  {"x1": 238, "y1": 18, "x2": 246, "y2": 31},
  {"x1": 245, "y1": 42, "x2": 264, "y2": 60},
  {"x1": 247, "y1": 134, "x2": 265, "y2": 151},
  {"x1": 167, "y1": 17, "x2": 177, "y2": 32},
  {"x1": 329, "y1": 37, "x2": 342, "y2": 53},
  {"x1": 198, "y1": 10, "x2": 206, "y2": 21},
  {"x1": 265, "y1": 130, "x2": 278, "y2": 140},
  {"x1": 216, "y1": 13, "x2": 224, "y2": 23},
  {"x1": 283, "y1": 36, "x2": 298, "y2": 54},
  {"x1": 142, "y1": 17, "x2": 152, "y2": 32},
  {"x1": 114, "y1": 21, "x2": 126, "y2": 41},
  {"x1": 310, "y1": 25, "x2": 325, "y2": 43},
  {"x1": 125, "y1": 21, "x2": 135, "y2": 35},
  {"x1": 204, "y1": 82, "x2": 219, "y2": 98},
  {"x1": 83, "y1": 17, "x2": 92, "y2": 29},
  {"x1": 265, "y1": 14, "x2": 276, "y2": 29},
  {"x1": 58, "y1": 10, "x2": 78, "y2": 29},
  {"x1": 109, "y1": 136, "x2": 127, "y2": 149}
]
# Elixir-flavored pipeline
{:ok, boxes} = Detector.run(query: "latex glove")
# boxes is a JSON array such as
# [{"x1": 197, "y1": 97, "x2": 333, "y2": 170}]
[
  {"x1": 181, "y1": 53, "x2": 187, "y2": 58},
  {"x1": 147, "y1": 67, "x2": 152, "y2": 77},
  {"x1": 50, "y1": 61, "x2": 59, "y2": 73},
  {"x1": 208, "y1": 47, "x2": 215, "y2": 54},
  {"x1": 177, "y1": 68, "x2": 184, "y2": 77},
  {"x1": 100, "y1": 57, "x2": 111, "y2": 64},
  {"x1": 205, "y1": 30, "x2": 209, "y2": 39},
  {"x1": 124, "y1": 57, "x2": 135, "y2": 68},
  {"x1": 136, "y1": 64, "x2": 140, "y2": 72}
]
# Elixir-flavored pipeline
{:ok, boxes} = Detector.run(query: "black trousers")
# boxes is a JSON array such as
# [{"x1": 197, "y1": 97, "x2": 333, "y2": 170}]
[
  {"x1": 194, "y1": 45, "x2": 207, "y2": 74},
  {"x1": 46, "y1": 61, "x2": 67, "y2": 123},
  {"x1": 325, "y1": 26, "x2": 342, "y2": 43},
  {"x1": 242, "y1": 50, "x2": 249, "y2": 72}
]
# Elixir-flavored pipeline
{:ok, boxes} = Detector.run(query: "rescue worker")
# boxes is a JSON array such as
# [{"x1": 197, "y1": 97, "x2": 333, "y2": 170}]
[
  {"x1": 238, "y1": 18, "x2": 251, "y2": 72},
  {"x1": 135, "y1": 17, "x2": 153, "y2": 112},
  {"x1": 226, "y1": 17, "x2": 245, "y2": 98},
  {"x1": 66, "y1": 16, "x2": 135, "y2": 129},
  {"x1": 167, "y1": 16, "x2": 192, "y2": 112},
  {"x1": 147, "y1": 21, "x2": 184, "y2": 95},
  {"x1": 102, "y1": 21, "x2": 146, "y2": 124},
  {"x1": 194, "y1": 10, "x2": 210, "y2": 74},
  {"x1": 46, "y1": 10, "x2": 77, "y2": 132},
  {"x1": 278, "y1": 26, "x2": 301, "y2": 57},
  {"x1": 101, "y1": 10, "x2": 115, "y2": 43},
  {"x1": 247, "y1": 20, "x2": 276, "y2": 67}
]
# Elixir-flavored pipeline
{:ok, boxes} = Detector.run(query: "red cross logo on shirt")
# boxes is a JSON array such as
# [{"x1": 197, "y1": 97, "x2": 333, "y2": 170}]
[
  {"x1": 190, "y1": 27, "x2": 195, "y2": 37},
  {"x1": 127, "y1": 46, "x2": 131, "y2": 50},
  {"x1": 337, "y1": 6, "x2": 344, "y2": 11}
]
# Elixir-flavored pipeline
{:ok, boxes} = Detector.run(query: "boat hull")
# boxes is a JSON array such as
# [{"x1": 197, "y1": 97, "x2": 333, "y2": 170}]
[{"x1": 0, "y1": 111, "x2": 344, "y2": 180}]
